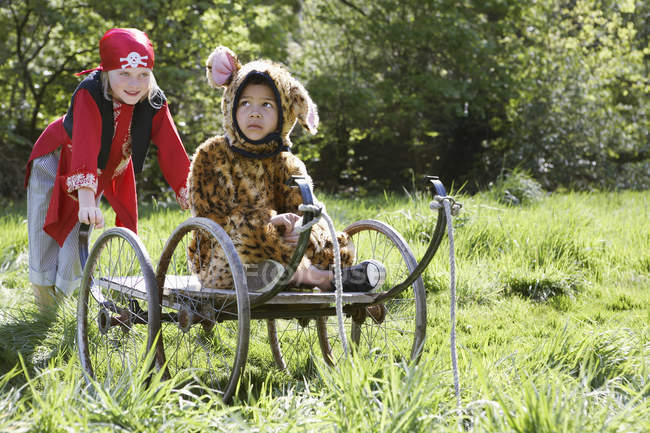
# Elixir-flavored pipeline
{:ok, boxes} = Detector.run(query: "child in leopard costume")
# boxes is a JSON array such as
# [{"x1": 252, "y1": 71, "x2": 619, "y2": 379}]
[{"x1": 188, "y1": 46, "x2": 384, "y2": 292}]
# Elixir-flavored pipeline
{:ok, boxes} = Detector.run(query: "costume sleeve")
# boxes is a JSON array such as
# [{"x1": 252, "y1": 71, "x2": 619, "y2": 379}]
[
  {"x1": 151, "y1": 101, "x2": 191, "y2": 209},
  {"x1": 65, "y1": 89, "x2": 102, "y2": 194},
  {"x1": 189, "y1": 138, "x2": 223, "y2": 220},
  {"x1": 274, "y1": 154, "x2": 314, "y2": 214}
]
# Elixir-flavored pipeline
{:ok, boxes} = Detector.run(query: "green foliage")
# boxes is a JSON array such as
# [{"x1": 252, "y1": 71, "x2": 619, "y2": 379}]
[
  {"x1": 485, "y1": 0, "x2": 649, "y2": 190},
  {"x1": 487, "y1": 169, "x2": 545, "y2": 206},
  {"x1": 291, "y1": 0, "x2": 648, "y2": 192},
  {"x1": 291, "y1": 0, "x2": 523, "y2": 192},
  {"x1": 2, "y1": 1, "x2": 648, "y2": 198}
]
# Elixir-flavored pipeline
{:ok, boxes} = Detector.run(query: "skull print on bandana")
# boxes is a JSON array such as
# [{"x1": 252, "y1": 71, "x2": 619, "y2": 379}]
[{"x1": 120, "y1": 52, "x2": 150, "y2": 69}]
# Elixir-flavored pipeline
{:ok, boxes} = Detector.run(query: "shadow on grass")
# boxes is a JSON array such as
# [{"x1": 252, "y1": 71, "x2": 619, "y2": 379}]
[
  {"x1": 0, "y1": 300, "x2": 77, "y2": 386},
  {"x1": 504, "y1": 272, "x2": 583, "y2": 302}
]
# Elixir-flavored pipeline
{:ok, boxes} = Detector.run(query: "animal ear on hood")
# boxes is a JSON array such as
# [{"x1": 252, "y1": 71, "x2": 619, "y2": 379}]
[
  {"x1": 290, "y1": 81, "x2": 319, "y2": 134},
  {"x1": 206, "y1": 46, "x2": 241, "y2": 88}
]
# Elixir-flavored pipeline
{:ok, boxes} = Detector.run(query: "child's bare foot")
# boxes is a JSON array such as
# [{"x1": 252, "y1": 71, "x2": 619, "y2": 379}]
[{"x1": 32, "y1": 284, "x2": 61, "y2": 315}]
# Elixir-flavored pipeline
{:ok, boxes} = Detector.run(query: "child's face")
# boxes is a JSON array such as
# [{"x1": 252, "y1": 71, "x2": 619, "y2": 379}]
[
  {"x1": 235, "y1": 83, "x2": 279, "y2": 141},
  {"x1": 107, "y1": 67, "x2": 151, "y2": 105}
]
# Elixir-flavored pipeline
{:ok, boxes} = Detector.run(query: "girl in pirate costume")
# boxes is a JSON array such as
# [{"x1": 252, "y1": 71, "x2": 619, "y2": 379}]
[
  {"x1": 25, "y1": 28, "x2": 191, "y2": 313},
  {"x1": 189, "y1": 46, "x2": 386, "y2": 293}
]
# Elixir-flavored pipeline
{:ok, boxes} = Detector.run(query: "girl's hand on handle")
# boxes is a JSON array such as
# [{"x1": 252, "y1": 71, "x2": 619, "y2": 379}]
[
  {"x1": 270, "y1": 213, "x2": 301, "y2": 245},
  {"x1": 77, "y1": 187, "x2": 104, "y2": 229}
]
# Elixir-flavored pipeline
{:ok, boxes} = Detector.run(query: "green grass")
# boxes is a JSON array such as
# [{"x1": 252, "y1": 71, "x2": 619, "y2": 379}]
[{"x1": 1, "y1": 190, "x2": 648, "y2": 432}]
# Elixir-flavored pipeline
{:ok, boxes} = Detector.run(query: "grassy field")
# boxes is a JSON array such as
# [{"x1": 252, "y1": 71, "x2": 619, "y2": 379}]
[{"x1": 0, "y1": 187, "x2": 648, "y2": 432}]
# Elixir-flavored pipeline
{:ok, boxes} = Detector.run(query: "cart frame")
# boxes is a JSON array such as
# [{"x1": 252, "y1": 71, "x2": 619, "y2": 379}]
[{"x1": 76, "y1": 176, "x2": 450, "y2": 402}]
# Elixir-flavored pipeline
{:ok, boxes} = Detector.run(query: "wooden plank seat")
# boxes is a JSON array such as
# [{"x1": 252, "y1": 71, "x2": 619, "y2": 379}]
[{"x1": 94, "y1": 275, "x2": 379, "y2": 308}]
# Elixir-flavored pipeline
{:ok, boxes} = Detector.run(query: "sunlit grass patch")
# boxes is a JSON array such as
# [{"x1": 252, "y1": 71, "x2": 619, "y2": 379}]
[
  {"x1": 527, "y1": 326, "x2": 647, "y2": 390},
  {"x1": 478, "y1": 371, "x2": 648, "y2": 433},
  {"x1": 0, "y1": 190, "x2": 648, "y2": 431},
  {"x1": 472, "y1": 324, "x2": 649, "y2": 432},
  {"x1": 315, "y1": 353, "x2": 456, "y2": 432},
  {"x1": 0, "y1": 212, "x2": 29, "y2": 293}
]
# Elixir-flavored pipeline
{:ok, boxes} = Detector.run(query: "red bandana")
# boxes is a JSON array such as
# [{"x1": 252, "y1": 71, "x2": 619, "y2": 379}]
[{"x1": 77, "y1": 28, "x2": 155, "y2": 76}]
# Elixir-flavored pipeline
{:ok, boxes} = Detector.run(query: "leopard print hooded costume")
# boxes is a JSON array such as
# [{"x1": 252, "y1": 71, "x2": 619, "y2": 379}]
[{"x1": 188, "y1": 46, "x2": 354, "y2": 289}]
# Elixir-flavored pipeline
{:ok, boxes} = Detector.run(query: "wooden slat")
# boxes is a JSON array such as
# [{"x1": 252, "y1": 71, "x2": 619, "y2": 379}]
[
  {"x1": 96, "y1": 276, "x2": 148, "y2": 300},
  {"x1": 164, "y1": 275, "x2": 377, "y2": 304},
  {"x1": 98, "y1": 275, "x2": 378, "y2": 306}
]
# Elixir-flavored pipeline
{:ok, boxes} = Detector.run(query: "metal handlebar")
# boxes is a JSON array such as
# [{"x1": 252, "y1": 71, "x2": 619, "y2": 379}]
[{"x1": 249, "y1": 176, "x2": 320, "y2": 308}]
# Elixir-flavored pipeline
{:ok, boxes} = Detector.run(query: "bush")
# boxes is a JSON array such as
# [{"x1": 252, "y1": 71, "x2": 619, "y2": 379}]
[
  {"x1": 487, "y1": 169, "x2": 544, "y2": 206},
  {"x1": 484, "y1": 0, "x2": 649, "y2": 190}
]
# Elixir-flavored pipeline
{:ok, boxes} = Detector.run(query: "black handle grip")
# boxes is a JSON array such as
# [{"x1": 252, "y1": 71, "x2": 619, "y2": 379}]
[{"x1": 79, "y1": 223, "x2": 91, "y2": 269}]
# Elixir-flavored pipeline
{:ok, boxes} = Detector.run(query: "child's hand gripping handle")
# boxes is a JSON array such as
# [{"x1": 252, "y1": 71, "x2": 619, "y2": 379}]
[
  {"x1": 77, "y1": 187, "x2": 102, "y2": 269},
  {"x1": 77, "y1": 187, "x2": 104, "y2": 228}
]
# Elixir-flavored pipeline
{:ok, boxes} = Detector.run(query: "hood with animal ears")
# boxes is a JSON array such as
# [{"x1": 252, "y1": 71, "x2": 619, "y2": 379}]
[{"x1": 205, "y1": 46, "x2": 319, "y2": 156}]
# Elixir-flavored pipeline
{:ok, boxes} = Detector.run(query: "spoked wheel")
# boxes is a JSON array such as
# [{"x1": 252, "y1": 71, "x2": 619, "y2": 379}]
[
  {"x1": 155, "y1": 217, "x2": 249, "y2": 403},
  {"x1": 77, "y1": 227, "x2": 160, "y2": 386},
  {"x1": 318, "y1": 219, "x2": 426, "y2": 365},
  {"x1": 266, "y1": 317, "x2": 328, "y2": 376}
]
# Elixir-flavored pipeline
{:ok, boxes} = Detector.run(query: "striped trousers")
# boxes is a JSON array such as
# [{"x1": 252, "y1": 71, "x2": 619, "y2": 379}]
[{"x1": 27, "y1": 152, "x2": 83, "y2": 296}]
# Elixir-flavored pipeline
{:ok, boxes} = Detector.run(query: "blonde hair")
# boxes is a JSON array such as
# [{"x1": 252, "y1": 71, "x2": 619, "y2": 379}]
[{"x1": 101, "y1": 70, "x2": 163, "y2": 109}]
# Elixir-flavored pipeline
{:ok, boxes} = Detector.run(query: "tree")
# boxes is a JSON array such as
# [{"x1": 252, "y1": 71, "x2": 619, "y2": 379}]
[
  {"x1": 289, "y1": 0, "x2": 648, "y2": 192},
  {"x1": 288, "y1": 0, "x2": 524, "y2": 192},
  {"x1": 484, "y1": 0, "x2": 649, "y2": 189},
  {"x1": 2, "y1": 0, "x2": 647, "y2": 198}
]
